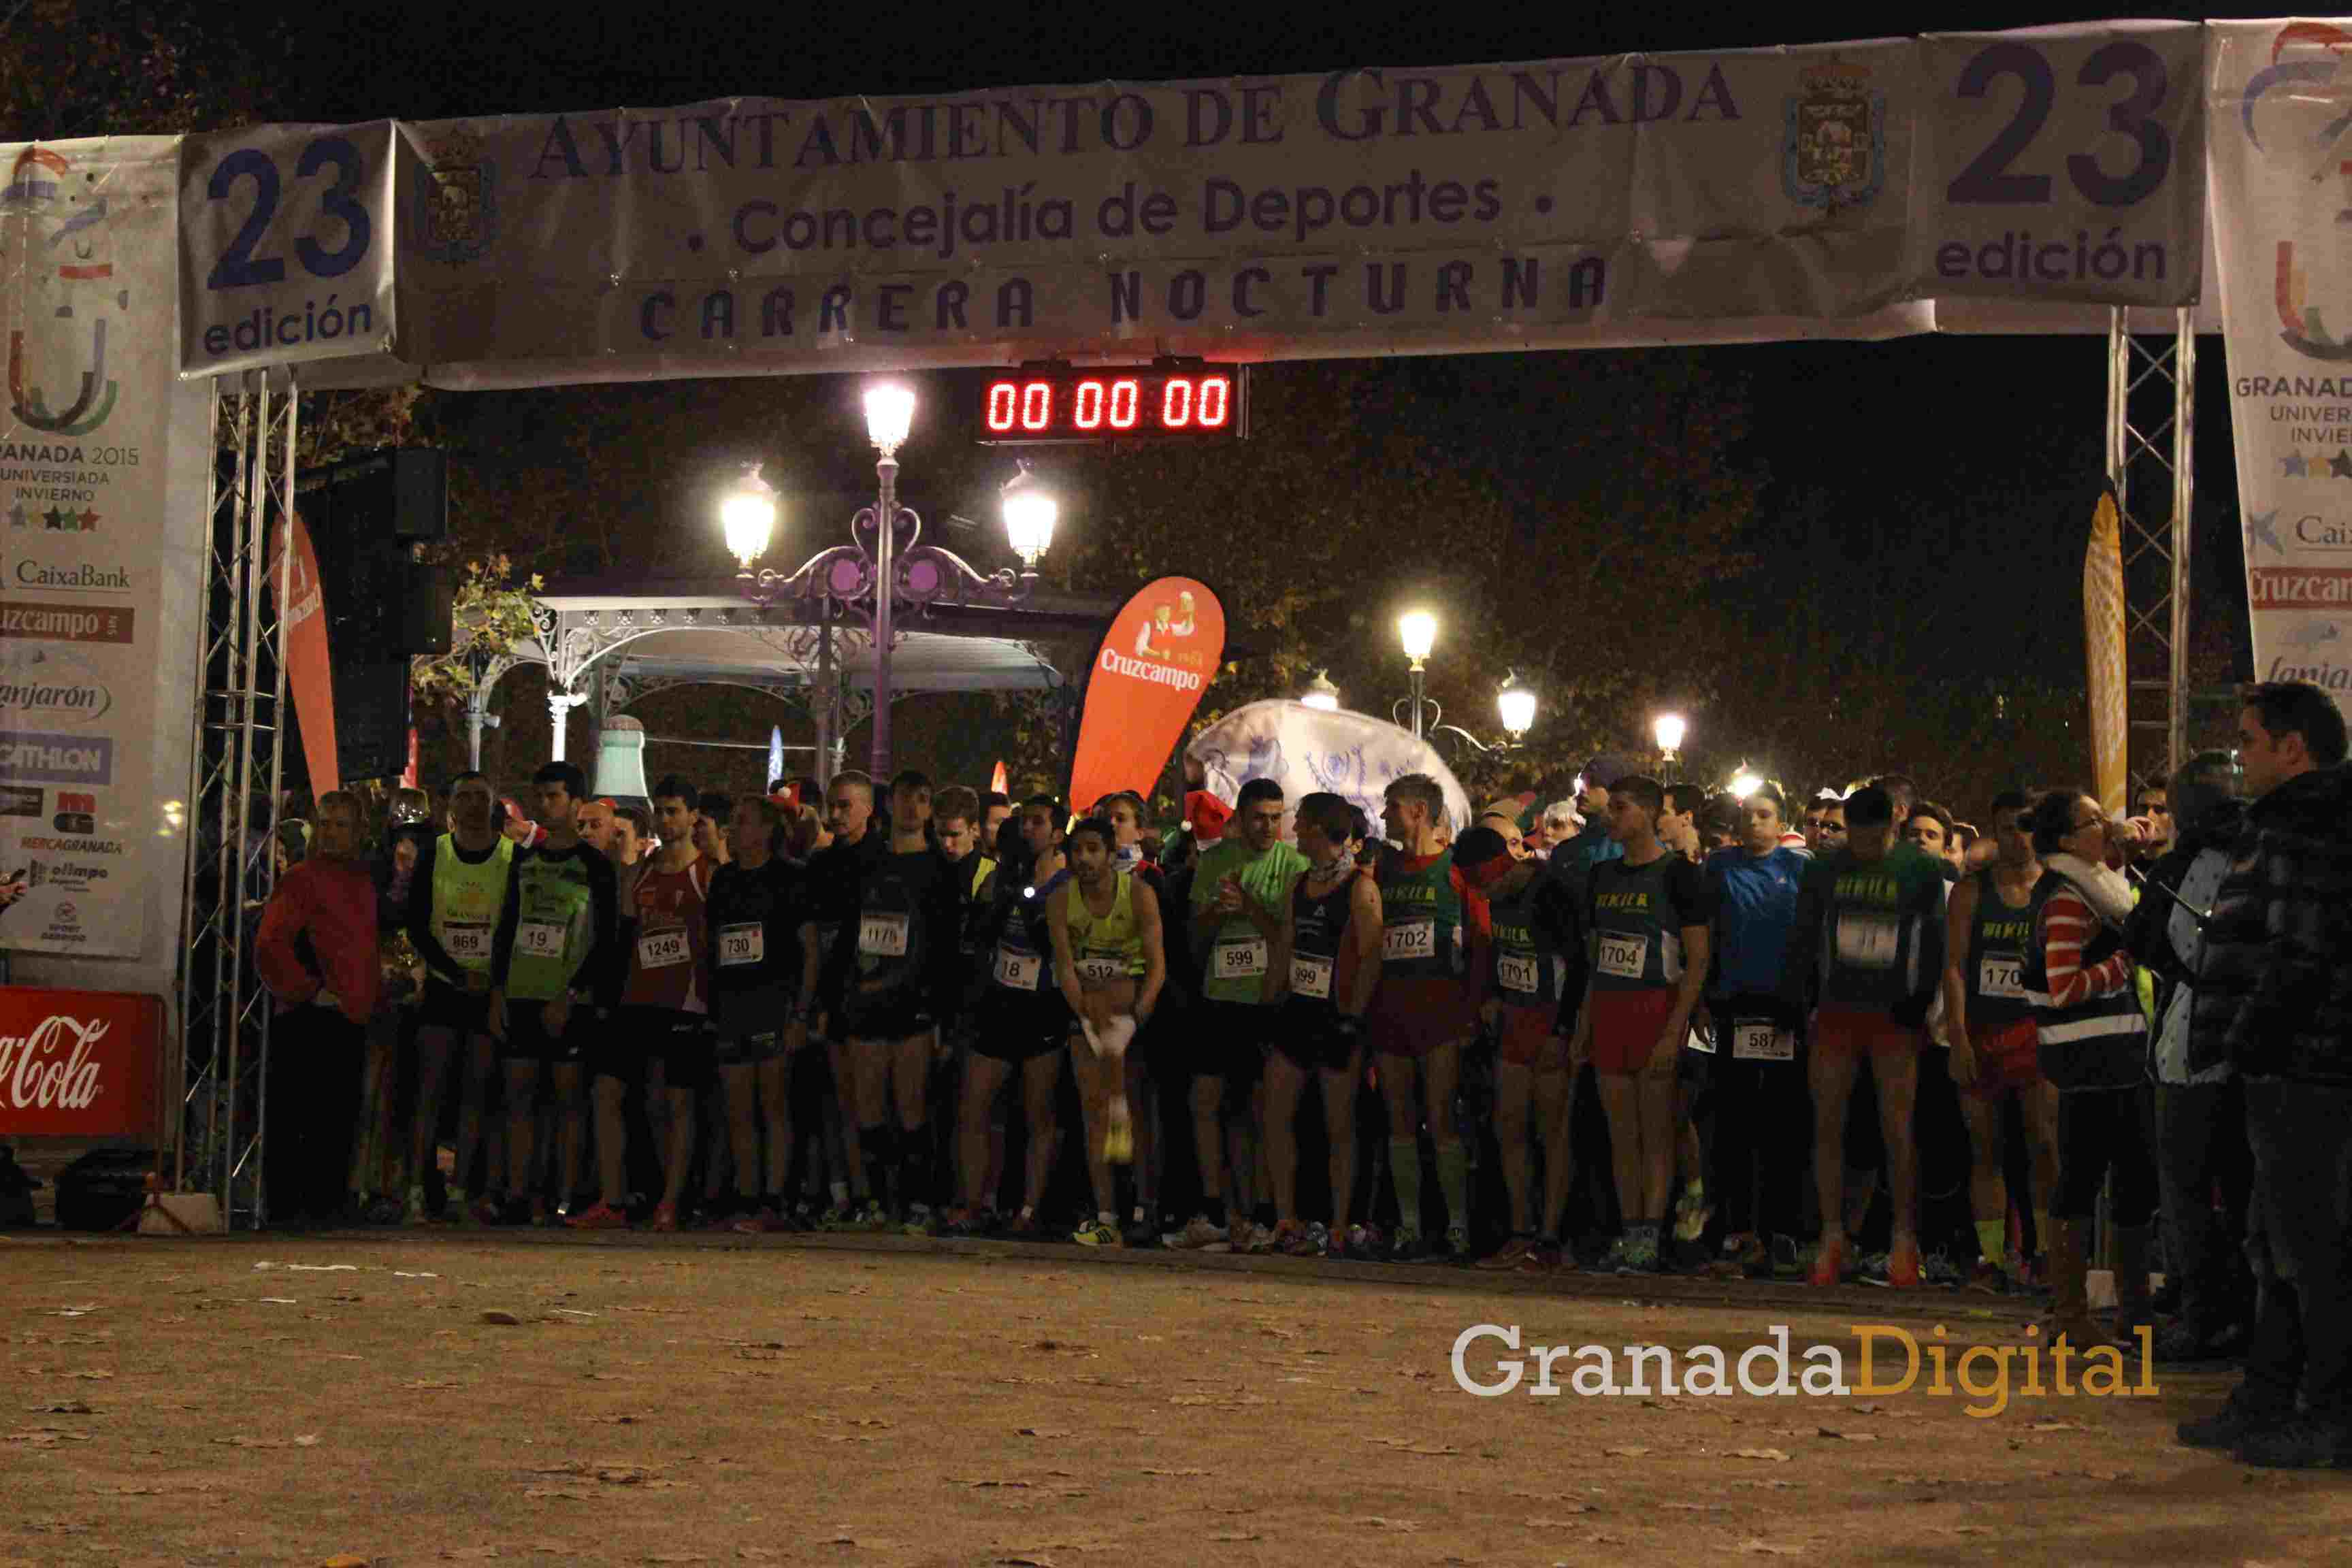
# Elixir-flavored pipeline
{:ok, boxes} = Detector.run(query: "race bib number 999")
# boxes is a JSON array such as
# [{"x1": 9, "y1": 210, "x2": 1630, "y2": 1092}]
[{"x1": 1290, "y1": 955, "x2": 1333, "y2": 1000}]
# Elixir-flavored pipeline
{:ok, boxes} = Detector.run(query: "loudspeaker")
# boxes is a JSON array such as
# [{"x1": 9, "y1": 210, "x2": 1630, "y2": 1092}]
[
  {"x1": 295, "y1": 449, "x2": 453, "y2": 655},
  {"x1": 399, "y1": 559, "x2": 453, "y2": 655},
  {"x1": 311, "y1": 448, "x2": 447, "y2": 542},
  {"x1": 592, "y1": 715, "x2": 651, "y2": 809}
]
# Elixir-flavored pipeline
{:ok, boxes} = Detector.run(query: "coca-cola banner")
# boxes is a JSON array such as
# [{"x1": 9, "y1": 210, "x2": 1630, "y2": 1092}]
[
  {"x1": 0, "y1": 985, "x2": 161, "y2": 1140},
  {"x1": 0, "y1": 137, "x2": 208, "y2": 970}
]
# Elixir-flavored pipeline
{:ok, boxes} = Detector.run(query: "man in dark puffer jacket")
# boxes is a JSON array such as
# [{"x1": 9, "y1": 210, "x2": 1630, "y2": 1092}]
[{"x1": 2178, "y1": 681, "x2": 2352, "y2": 1469}]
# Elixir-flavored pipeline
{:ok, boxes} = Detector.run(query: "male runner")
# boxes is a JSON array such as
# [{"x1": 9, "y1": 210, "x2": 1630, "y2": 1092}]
[
  {"x1": 1785, "y1": 783, "x2": 1947, "y2": 1288},
  {"x1": 982, "y1": 790, "x2": 1013, "y2": 843},
  {"x1": 1049, "y1": 817, "x2": 1166, "y2": 1247},
  {"x1": 1177, "y1": 779, "x2": 1305, "y2": 1251},
  {"x1": 808, "y1": 771, "x2": 887, "y2": 1220},
  {"x1": 838, "y1": 770, "x2": 964, "y2": 1231},
  {"x1": 474, "y1": 763, "x2": 616, "y2": 1226},
  {"x1": 402, "y1": 770, "x2": 512, "y2": 1224},
  {"x1": 1461, "y1": 826, "x2": 1582, "y2": 1273},
  {"x1": 578, "y1": 774, "x2": 714, "y2": 1231},
  {"x1": 1096, "y1": 785, "x2": 1171, "y2": 1242},
  {"x1": 1269, "y1": 791, "x2": 1383, "y2": 1256},
  {"x1": 1940, "y1": 790, "x2": 2059, "y2": 1290},
  {"x1": 1703, "y1": 782, "x2": 1810, "y2": 1277},
  {"x1": 1371, "y1": 772, "x2": 1490, "y2": 1260},
  {"x1": 1659, "y1": 783, "x2": 1708, "y2": 864},
  {"x1": 691, "y1": 792, "x2": 733, "y2": 868},
  {"x1": 1569, "y1": 775, "x2": 1708, "y2": 1273},
  {"x1": 710, "y1": 792, "x2": 816, "y2": 1232},
  {"x1": 1551, "y1": 754, "x2": 1629, "y2": 894},
  {"x1": 957, "y1": 796, "x2": 1068, "y2": 1234}
]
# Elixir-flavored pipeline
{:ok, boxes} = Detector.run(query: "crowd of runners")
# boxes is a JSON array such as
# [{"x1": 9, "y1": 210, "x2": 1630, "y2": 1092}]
[{"x1": 251, "y1": 676, "x2": 2352, "y2": 1467}]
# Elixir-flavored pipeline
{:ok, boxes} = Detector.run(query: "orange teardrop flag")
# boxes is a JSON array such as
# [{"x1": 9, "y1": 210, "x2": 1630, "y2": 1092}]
[{"x1": 1068, "y1": 577, "x2": 1224, "y2": 811}]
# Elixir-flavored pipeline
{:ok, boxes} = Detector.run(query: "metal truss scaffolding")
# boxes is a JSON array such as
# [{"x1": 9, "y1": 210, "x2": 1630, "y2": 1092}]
[
  {"x1": 2104, "y1": 307, "x2": 2197, "y2": 796},
  {"x1": 174, "y1": 372, "x2": 298, "y2": 1230}
]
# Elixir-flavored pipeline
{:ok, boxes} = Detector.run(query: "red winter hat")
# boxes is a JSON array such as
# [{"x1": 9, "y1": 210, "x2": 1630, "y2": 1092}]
[{"x1": 1185, "y1": 789, "x2": 1232, "y2": 843}]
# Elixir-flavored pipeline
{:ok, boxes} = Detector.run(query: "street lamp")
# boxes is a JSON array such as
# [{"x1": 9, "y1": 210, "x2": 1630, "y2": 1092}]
[
  {"x1": 1397, "y1": 610, "x2": 1437, "y2": 738},
  {"x1": 1654, "y1": 711, "x2": 1686, "y2": 766},
  {"x1": 1497, "y1": 670, "x2": 1537, "y2": 740},
  {"x1": 1301, "y1": 670, "x2": 1341, "y2": 711},
  {"x1": 1728, "y1": 765, "x2": 1763, "y2": 800},
  {"x1": 725, "y1": 381, "x2": 1055, "y2": 777}
]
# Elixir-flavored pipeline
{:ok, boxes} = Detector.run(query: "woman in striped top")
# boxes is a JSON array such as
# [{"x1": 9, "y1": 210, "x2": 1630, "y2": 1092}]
[{"x1": 2023, "y1": 790, "x2": 2157, "y2": 1353}]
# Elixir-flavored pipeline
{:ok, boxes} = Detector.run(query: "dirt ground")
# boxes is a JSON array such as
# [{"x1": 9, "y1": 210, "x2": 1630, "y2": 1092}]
[{"x1": 3, "y1": 1229, "x2": 2347, "y2": 1568}]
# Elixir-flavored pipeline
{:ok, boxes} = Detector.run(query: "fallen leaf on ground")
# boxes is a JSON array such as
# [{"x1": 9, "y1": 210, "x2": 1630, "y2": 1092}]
[
  {"x1": 26, "y1": 1400, "x2": 94, "y2": 1414},
  {"x1": 257, "y1": 1297, "x2": 297, "y2": 1305},
  {"x1": 287, "y1": 1263, "x2": 358, "y2": 1272},
  {"x1": 480, "y1": 1310, "x2": 523, "y2": 1326},
  {"x1": 404, "y1": 1379, "x2": 466, "y2": 1390},
  {"x1": 323, "y1": 1556, "x2": 370, "y2": 1567},
  {"x1": 1732, "y1": 1448, "x2": 1792, "y2": 1463},
  {"x1": 446, "y1": 1550, "x2": 500, "y2": 1562},
  {"x1": 1738, "y1": 1544, "x2": 1800, "y2": 1557},
  {"x1": 1017, "y1": 1427, "x2": 1069, "y2": 1438},
  {"x1": 64, "y1": 1369, "x2": 112, "y2": 1380},
  {"x1": 1815, "y1": 1428, "x2": 1876, "y2": 1443},
  {"x1": 1205, "y1": 1532, "x2": 1260, "y2": 1543},
  {"x1": 1360, "y1": 1518, "x2": 1419, "y2": 1533},
  {"x1": 1601, "y1": 1446, "x2": 1652, "y2": 1458},
  {"x1": 523, "y1": 1487, "x2": 595, "y2": 1501},
  {"x1": 393, "y1": 1271, "x2": 440, "y2": 1279},
  {"x1": 295, "y1": 1434, "x2": 321, "y2": 1447},
  {"x1": 2029, "y1": 1420, "x2": 2087, "y2": 1432},
  {"x1": 1140, "y1": 1467, "x2": 1208, "y2": 1477}
]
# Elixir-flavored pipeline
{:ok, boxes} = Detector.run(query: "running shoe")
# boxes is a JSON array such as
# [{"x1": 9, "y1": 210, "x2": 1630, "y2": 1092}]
[
  {"x1": 1347, "y1": 1223, "x2": 1382, "y2": 1258},
  {"x1": 445, "y1": 1184, "x2": 474, "y2": 1225},
  {"x1": 1240, "y1": 1221, "x2": 1279, "y2": 1254},
  {"x1": 1272, "y1": 1219, "x2": 1312, "y2": 1256},
  {"x1": 1671, "y1": 1181, "x2": 1712, "y2": 1244},
  {"x1": 818, "y1": 1203, "x2": 858, "y2": 1232},
  {"x1": 1166, "y1": 1214, "x2": 1228, "y2": 1250},
  {"x1": 1883, "y1": 1239, "x2": 1923, "y2": 1290},
  {"x1": 401, "y1": 1184, "x2": 430, "y2": 1226},
  {"x1": 1005, "y1": 1208, "x2": 1041, "y2": 1238},
  {"x1": 564, "y1": 1200, "x2": 629, "y2": 1230},
  {"x1": 1808, "y1": 1234, "x2": 1848, "y2": 1288},
  {"x1": 1965, "y1": 1258, "x2": 2008, "y2": 1294},
  {"x1": 1303, "y1": 1221, "x2": 1330, "y2": 1256},
  {"x1": 650, "y1": 1201, "x2": 679, "y2": 1234},
  {"x1": 732, "y1": 1206, "x2": 780, "y2": 1236},
  {"x1": 1104, "y1": 1094, "x2": 1134, "y2": 1164},
  {"x1": 855, "y1": 1200, "x2": 893, "y2": 1232},
  {"x1": 497, "y1": 1196, "x2": 534, "y2": 1228},
  {"x1": 1922, "y1": 1250, "x2": 1964, "y2": 1289},
  {"x1": 1618, "y1": 1225, "x2": 1661, "y2": 1273},
  {"x1": 1325, "y1": 1228, "x2": 1349, "y2": 1260},
  {"x1": 1477, "y1": 1235, "x2": 1535, "y2": 1272},
  {"x1": 1523, "y1": 1239, "x2": 1566, "y2": 1274},
  {"x1": 472, "y1": 1192, "x2": 506, "y2": 1226},
  {"x1": 1598, "y1": 1234, "x2": 1634, "y2": 1273},
  {"x1": 1443, "y1": 1224, "x2": 1471, "y2": 1262},
  {"x1": 902, "y1": 1204, "x2": 936, "y2": 1237},
  {"x1": 1768, "y1": 1235, "x2": 1803, "y2": 1278},
  {"x1": 1855, "y1": 1249, "x2": 1893, "y2": 1286},
  {"x1": 1072, "y1": 1218, "x2": 1124, "y2": 1247},
  {"x1": 1388, "y1": 1225, "x2": 1424, "y2": 1262}
]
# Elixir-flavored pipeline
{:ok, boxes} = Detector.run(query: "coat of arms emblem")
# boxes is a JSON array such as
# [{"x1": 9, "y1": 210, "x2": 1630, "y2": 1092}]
[
  {"x1": 1783, "y1": 59, "x2": 1884, "y2": 213},
  {"x1": 413, "y1": 130, "x2": 495, "y2": 265}
]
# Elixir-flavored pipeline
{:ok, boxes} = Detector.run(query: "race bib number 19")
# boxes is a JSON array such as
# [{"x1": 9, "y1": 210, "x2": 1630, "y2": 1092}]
[{"x1": 515, "y1": 921, "x2": 564, "y2": 958}]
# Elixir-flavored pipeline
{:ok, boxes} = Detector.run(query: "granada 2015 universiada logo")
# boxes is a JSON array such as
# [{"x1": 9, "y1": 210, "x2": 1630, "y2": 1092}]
[
  {"x1": 2247, "y1": 23, "x2": 2352, "y2": 362},
  {"x1": 0, "y1": 147, "x2": 122, "y2": 437}
]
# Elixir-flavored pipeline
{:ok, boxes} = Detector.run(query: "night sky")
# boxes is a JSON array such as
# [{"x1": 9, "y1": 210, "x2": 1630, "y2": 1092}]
[{"x1": 186, "y1": 1, "x2": 2247, "y2": 798}]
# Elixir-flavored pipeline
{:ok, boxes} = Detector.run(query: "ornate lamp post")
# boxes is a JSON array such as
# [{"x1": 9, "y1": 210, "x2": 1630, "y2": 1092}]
[
  {"x1": 1654, "y1": 711, "x2": 1687, "y2": 768},
  {"x1": 723, "y1": 384, "x2": 1058, "y2": 777},
  {"x1": 1395, "y1": 610, "x2": 1437, "y2": 738},
  {"x1": 1301, "y1": 670, "x2": 1341, "y2": 711},
  {"x1": 1428, "y1": 671, "x2": 1539, "y2": 757}
]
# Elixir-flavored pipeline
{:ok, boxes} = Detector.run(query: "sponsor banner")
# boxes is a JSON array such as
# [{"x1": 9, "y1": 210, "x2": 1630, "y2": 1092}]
[
  {"x1": 2208, "y1": 22, "x2": 2352, "y2": 702},
  {"x1": 173, "y1": 27, "x2": 2201, "y2": 378},
  {"x1": 267, "y1": 506, "x2": 340, "y2": 794},
  {"x1": 177, "y1": 120, "x2": 397, "y2": 375},
  {"x1": 1, "y1": 137, "x2": 203, "y2": 961},
  {"x1": 2085, "y1": 487, "x2": 2128, "y2": 811},
  {"x1": 1068, "y1": 576, "x2": 1224, "y2": 811},
  {"x1": 0, "y1": 985, "x2": 163, "y2": 1141},
  {"x1": 1186, "y1": 699, "x2": 1475, "y2": 836}
]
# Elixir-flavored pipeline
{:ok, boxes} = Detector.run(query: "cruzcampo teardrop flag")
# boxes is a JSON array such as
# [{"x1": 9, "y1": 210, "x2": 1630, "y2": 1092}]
[
  {"x1": 1068, "y1": 576, "x2": 1225, "y2": 811},
  {"x1": 2085, "y1": 483, "x2": 2129, "y2": 815}
]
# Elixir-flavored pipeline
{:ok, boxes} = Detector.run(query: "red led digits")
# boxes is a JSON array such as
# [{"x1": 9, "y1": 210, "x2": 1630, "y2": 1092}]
[
  {"x1": 1073, "y1": 379, "x2": 1104, "y2": 429},
  {"x1": 1109, "y1": 378, "x2": 1139, "y2": 428},
  {"x1": 1019, "y1": 381, "x2": 1051, "y2": 430},
  {"x1": 1198, "y1": 376, "x2": 1230, "y2": 428},
  {"x1": 1162, "y1": 377, "x2": 1194, "y2": 427},
  {"x1": 985, "y1": 382, "x2": 1017, "y2": 432}
]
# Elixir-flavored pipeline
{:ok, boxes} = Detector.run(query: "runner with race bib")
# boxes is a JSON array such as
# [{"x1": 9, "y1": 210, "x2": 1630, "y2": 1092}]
[
  {"x1": 955, "y1": 796, "x2": 1071, "y2": 1236},
  {"x1": 1369, "y1": 772, "x2": 1490, "y2": 1261},
  {"x1": 1458, "y1": 825, "x2": 1582, "y2": 1275},
  {"x1": 1049, "y1": 816, "x2": 1166, "y2": 1247},
  {"x1": 1267, "y1": 791, "x2": 1382, "y2": 1258},
  {"x1": 1700, "y1": 781, "x2": 1811, "y2": 1279},
  {"x1": 1785, "y1": 783, "x2": 1948, "y2": 1288},
  {"x1": 1569, "y1": 775, "x2": 1708, "y2": 1275},
  {"x1": 706, "y1": 793, "x2": 816, "y2": 1235},
  {"x1": 1177, "y1": 778, "x2": 1307, "y2": 1252}
]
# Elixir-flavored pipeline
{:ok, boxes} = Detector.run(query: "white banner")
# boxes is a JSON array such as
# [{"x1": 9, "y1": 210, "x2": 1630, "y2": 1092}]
[
  {"x1": 170, "y1": 25, "x2": 2206, "y2": 382},
  {"x1": 1, "y1": 137, "x2": 206, "y2": 968},
  {"x1": 2208, "y1": 20, "x2": 2352, "y2": 701},
  {"x1": 177, "y1": 121, "x2": 397, "y2": 376},
  {"x1": 1187, "y1": 700, "x2": 1474, "y2": 838}
]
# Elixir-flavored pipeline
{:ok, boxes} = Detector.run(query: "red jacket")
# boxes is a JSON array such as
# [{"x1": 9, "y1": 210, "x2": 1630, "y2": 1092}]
[{"x1": 256, "y1": 856, "x2": 379, "y2": 1024}]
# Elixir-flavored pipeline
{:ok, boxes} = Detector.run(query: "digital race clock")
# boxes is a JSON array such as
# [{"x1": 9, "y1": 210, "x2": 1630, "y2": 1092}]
[{"x1": 977, "y1": 363, "x2": 1247, "y2": 444}]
